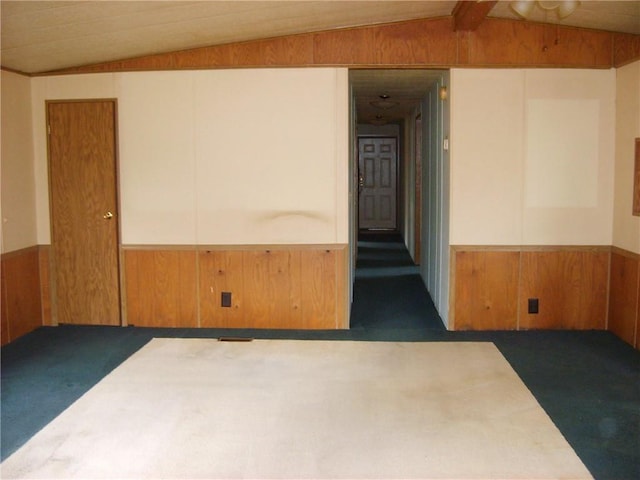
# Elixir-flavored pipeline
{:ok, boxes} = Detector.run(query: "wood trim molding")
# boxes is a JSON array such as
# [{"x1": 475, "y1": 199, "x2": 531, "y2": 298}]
[
  {"x1": 612, "y1": 246, "x2": 640, "y2": 260},
  {"x1": 451, "y1": 245, "x2": 611, "y2": 252},
  {"x1": 39, "y1": 16, "x2": 634, "y2": 76}
]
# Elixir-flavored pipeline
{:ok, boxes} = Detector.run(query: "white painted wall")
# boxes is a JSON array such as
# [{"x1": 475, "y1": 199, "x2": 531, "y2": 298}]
[
  {"x1": 30, "y1": 69, "x2": 349, "y2": 246},
  {"x1": 450, "y1": 68, "x2": 615, "y2": 246},
  {"x1": 1, "y1": 71, "x2": 37, "y2": 253},
  {"x1": 613, "y1": 60, "x2": 640, "y2": 254}
]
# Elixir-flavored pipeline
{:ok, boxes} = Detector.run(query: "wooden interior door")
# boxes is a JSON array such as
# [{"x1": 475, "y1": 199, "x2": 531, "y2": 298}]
[
  {"x1": 358, "y1": 137, "x2": 397, "y2": 230},
  {"x1": 48, "y1": 101, "x2": 121, "y2": 325}
]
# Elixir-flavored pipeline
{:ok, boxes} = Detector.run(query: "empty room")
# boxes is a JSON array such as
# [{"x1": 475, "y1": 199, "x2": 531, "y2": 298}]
[{"x1": 1, "y1": 1, "x2": 639, "y2": 479}]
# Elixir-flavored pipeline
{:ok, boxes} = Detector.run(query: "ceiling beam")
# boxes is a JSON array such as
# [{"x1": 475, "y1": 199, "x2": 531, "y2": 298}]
[{"x1": 452, "y1": 1, "x2": 498, "y2": 31}]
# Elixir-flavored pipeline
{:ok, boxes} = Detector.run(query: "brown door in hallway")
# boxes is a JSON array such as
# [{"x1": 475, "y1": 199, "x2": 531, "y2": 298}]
[
  {"x1": 358, "y1": 137, "x2": 397, "y2": 230},
  {"x1": 48, "y1": 101, "x2": 121, "y2": 325}
]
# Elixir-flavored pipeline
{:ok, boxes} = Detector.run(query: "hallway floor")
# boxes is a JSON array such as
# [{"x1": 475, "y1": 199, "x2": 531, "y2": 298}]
[{"x1": 349, "y1": 232, "x2": 445, "y2": 331}]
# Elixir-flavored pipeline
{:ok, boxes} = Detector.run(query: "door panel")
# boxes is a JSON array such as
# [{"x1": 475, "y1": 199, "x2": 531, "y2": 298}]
[
  {"x1": 358, "y1": 137, "x2": 397, "y2": 230},
  {"x1": 48, "y1": 101, "x2": 120, "y2": 325}
]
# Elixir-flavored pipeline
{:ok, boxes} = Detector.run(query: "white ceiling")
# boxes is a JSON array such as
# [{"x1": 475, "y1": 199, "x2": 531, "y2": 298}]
[{"x1": 1, "y1": 1, "x2": 639, "y2": 75}]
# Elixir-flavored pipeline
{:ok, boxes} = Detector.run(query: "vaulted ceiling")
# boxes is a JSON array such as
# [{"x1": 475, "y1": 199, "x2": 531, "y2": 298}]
[{"x1": 2, "y1": 1, "x2": 639, "y2": 75}]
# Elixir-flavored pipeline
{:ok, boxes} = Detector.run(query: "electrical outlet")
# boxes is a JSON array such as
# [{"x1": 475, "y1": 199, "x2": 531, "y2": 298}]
[
  {"x1": 528, "y1": 298, "x2": 539, "y2": 314},
  {"x1": 221, "y1": 292, "x2": 232, "y2": 308}
]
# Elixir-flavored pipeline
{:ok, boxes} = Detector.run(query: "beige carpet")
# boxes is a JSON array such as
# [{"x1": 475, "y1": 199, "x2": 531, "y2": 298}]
[{"x1": 1, "y1": 339, "x2": 592, "y2": 479}]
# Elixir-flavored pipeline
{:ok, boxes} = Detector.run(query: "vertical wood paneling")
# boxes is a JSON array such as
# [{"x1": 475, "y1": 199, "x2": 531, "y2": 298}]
[
  {"x1": 335, "y1": 247, "x2": 349, "y2": 329},
  {"x1": 126, "y1": 246, "x2": 347, "y2": 330},
  {"x1": 38, "y1": 245, "x2": 52, "y2": 325},
  {"x1": 519, "y1": 250, "x2": 608, "y2": 330},
  {"x1": 124, "y1": 250, "x2": 197, "y2": 328},
  {"x1": 613, "y1": 33, "x2": 640, "y2": 67},
  {"x1": 1, "y1": 260, "x2": 9, "y2": 345},
  {"x1": 373, "y1": 18, "x2": 457, "y2": 65},
  {"x1": 243, "y1": 250, "x2": 302, "y2": 329},
  {"x1": 48, "y1": 16, "x2": 621, "y2": 75},
  {"x1": 454, "y1": 250, "x2": 520, "y2": 330},
  {"x1": 199, "y1": 250, "x2": 245, "y2": 328},
  {"x1": 468, "y1": 18, "x2": 612, "y2": 67},
  {"x1": 300, "y1": 249, "x2": 337, "y2": 329},
  {"x1": 608, "y1": 250, "x2": 639, "y2": 347},
  {"x1": 1, "y1": 248, "x2": 43, "y2": 342},
  {"x1": 313, "y1": 27, "x2": 377, "y2": 65}
]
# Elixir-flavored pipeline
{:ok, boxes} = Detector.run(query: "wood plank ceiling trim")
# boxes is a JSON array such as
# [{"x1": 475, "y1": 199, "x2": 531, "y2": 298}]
[
  {"x1": 41, "y1": 16, "x2": 639, "y2": 76},
  {"x1": 452, "y1": 1, "x2": 498, "y2": 32}
]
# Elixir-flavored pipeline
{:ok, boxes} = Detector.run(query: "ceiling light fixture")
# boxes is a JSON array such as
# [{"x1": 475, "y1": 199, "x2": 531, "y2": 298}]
[
  {"x1": 370, "y1": 114, "x2": 387, "y2": 126},
  {"x1": 511, "y1": 1, "x2": 580, "y2": 19},
  {"x1": 370, "y1": 94, "x2": 398, "y2": 110}
]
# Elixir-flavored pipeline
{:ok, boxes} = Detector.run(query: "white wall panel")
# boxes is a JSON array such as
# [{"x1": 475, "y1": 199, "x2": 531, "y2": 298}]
[
  {"x1": 1, "y1": 71, "x2": 36, "y2": 253},
  {"x1": 195, "y1": 68, "x2": 341, "y2": 245},
  {"x1": 522, "y1": 69, "x2": 614, "y2": 246},
  {"x1": 116, "y1": 72, "x2": 197, "y2": 245},
  {"x1": 613, "y1": 60, "x2": 640, "y2": 254},
  {"x1": 450, "y1": 69, "x2": 524, "y2": 245},
  {"x1": 450, "y1": 68, "x2": 615, "y2": 246}
]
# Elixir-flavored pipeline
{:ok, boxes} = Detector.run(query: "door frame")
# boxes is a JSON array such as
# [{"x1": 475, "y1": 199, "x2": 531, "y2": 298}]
[
  {"x1": 45, "y1": 98, "x2": 124, "y2": 326},
  {"x1": 356, "y1": 134, "x2": 400, "y2": 233}
]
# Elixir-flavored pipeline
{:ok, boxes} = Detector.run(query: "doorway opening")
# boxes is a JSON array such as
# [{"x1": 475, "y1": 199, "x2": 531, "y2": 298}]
[{"x1": 348, "y1": 69, "x2": 450, "y2": 331}]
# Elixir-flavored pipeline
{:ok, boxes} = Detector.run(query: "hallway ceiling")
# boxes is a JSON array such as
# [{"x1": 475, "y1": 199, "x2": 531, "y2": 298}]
[{"x1": 351, "y1": 69, "x2": 445, "y2": 125}]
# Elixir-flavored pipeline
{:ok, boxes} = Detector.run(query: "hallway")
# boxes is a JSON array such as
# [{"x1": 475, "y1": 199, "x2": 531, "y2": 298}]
[{"x1": 350, "y1": 233, "x2": 445, "y2": 331}]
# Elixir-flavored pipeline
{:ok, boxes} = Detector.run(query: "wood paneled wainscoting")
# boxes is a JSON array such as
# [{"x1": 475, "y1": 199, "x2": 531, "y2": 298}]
[
  {"x1": 451, "y1": 246, "x2": 611, "y2": 334},
  {"x1": 1, "y1": 246, "x2": 51, "y2": 345},
  {"x1": 123, "y1": 245, "x2": 349, "y2": 330},
  {"x1": 608, "y1": 247, "x2": 640, "y2": 348}
]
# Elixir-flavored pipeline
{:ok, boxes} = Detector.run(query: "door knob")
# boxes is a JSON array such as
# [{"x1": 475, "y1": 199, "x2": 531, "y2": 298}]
[{"x1": 103, "y1": 211, "x2": 114, "y2": 220}]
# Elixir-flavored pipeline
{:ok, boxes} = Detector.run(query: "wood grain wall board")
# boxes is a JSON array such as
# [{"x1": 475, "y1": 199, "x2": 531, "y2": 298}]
[
  {"x1": 243, "y1": 250, "x2": 303, "y2": 329},
  {"x1": 199, "y1": 250, "x2": 245, "y2": 328},
  {"x1": 125, "y1": 245, "x2": 347, "y2": 330},
  {"x1": 1, "y1": 259, "x2": 9, "y2": 345},
  {"x1": 124, "y1": 250, "x2": 197, "y2": 328},
  {"x1": 335, "y1": 246, "x2": 349, "y2": 329},
  {"x1": 614, "y1": 33, "x2": 640, "y2": 68},
  {"x1": 300, "y1": 249, "x2": 338, "y2": 329},
  {"x1": 43, "y1": 17, "x2": 629, "y2": 75},
  {"x1": 1, "y1": 248, "x2": 43, "y2": 342},
  {"x1": 637, "y1": 273, "x2": 639, "y2": 349},
  {"x1": 608, "y1": 250, "x2": 639, "y2": 347},
  {"x1": 519, "y1": 250, "x2": 609, "y2": 330},
  {"x1": 372, "y1": 18, "x2": 457, "y2": 66},
  {"x1": 453, "y1": 250, "x2": 520, "y2": 330},
  {"x1": 456, "y1": 31, "x2": 471, "y2": 64},
  {"x1": 313, "y1": 26, "x2": 378, "y2": 65},
  {"x1": 634, "y1": 138, "x2": 640, "y2": 216},
  {"x1": 468, "y1": 18, "x2": 613, "y2": 68},
  {"x1": 38, "y1": 245, "x2": 52, "y2": 326}
]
